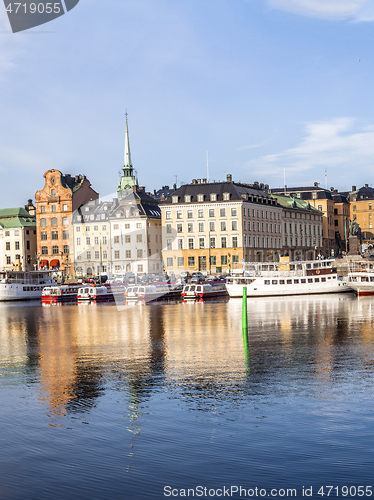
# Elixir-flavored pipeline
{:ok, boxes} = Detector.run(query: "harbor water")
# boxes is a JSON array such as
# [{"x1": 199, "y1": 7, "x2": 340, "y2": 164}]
[{"x1": 1, "y1": 295, "x2": 374, "y2": 499}]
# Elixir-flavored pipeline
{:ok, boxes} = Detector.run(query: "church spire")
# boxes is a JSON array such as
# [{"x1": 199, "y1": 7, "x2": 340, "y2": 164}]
[{"x1": 124, "y1": 110, "x2": 132, "y2": 168}]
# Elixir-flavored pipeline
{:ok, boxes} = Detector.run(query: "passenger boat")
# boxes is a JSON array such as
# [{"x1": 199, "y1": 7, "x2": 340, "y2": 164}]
[
  {"x1": 126, "y1": 284, "x2": 182, "y2": 302},
  {"x1": 77, "y1": 285, "x2": 121, "y2": 302},
  {"x1": 0, "y1": 270, "x2": 56, "y2": 301},
  {"x1": 226, "y1": 259, "x2": 352, "y2": 297},
  {"x1": 41, "y1": 285, "x2": 80, "y2": 303},
  {"x1": 347, "y1": 262, "x2": 374, "y2": 296},
  {"x1": 125, "y1": 286, "x2": 141, "y2": 301},
  {"x1": 181, "y1": 281, "x2": 228, "y2": 300}
]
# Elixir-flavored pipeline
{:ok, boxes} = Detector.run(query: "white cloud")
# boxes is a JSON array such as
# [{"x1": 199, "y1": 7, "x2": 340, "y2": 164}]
[
  {"x1": 245, "y1": 117, "x2": 374, "y2": 185},
  {"x1": 269, "y1": 0, "x2": 374, "y2": 20},
  {"x1": 236, "y1": 140, "x2": 271, "y2": 151}
]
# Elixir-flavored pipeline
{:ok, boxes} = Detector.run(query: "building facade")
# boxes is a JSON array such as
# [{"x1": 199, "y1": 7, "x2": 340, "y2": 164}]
[
  {"x1": 35, "y1": 170, "x2": 99, "y2": 276},
  {"x1": 349, "y1": 184, "x2": 374, "y2": 242},
  {"x1": 160, "y1": 176, "x2": 283, "y2": 276},
  {"x1": 0, "y1": 207, "x2": 37, "y2": 271}
]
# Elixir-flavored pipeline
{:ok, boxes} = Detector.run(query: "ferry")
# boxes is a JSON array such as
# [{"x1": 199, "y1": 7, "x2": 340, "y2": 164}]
[
  {"x1": 226, "y1": 259, "x2": 352, "y2": 297},
  {"x1": 347, "y1": 262, "x2": 374, "y2": 296},
  {"x1": 0, "y1": 270, "x2": 56, "y2": 301},
  {"x1": 77, "y1": 285, "x2": 122, "y2": 302},
  {"x1": 181, "y1": 281, "x2": 228, "y2": 300},
  {"x1": 41, "y1": 285, "x2": 80, "y2": 303},
  {"x1": 126, "y1": 284, "x2": 182, "y2": 302}
]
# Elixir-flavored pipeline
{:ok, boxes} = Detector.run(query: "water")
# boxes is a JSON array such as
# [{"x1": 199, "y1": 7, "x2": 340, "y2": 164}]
[{"x1": 1, "y1": 295, "x2": 374, "y2": 499}]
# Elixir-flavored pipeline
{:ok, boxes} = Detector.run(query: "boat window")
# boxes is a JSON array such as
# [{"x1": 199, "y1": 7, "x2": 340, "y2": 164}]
[
  {"x1": 264, "y1": 280, "x2": 270, "y2": 285},
  {"x1": 301, "y1": 279, "x2": 306, "y2": 284},
  {"x1": 294, "y1": 279, "x2": 299, "y2": 284},
  {"x1": 328, "y1": 277, "x2": 332, "y2": 280},
  {"x1": 272, "y1": 280, "x2": 277, "y2": 285},
  {"x1": 370, "y1": 277, "x2": 374, "y2": 282},
  {"x1": 321, "y1": 277, "x2": 326, "y2": 282},
  {"x1": 279, "y1": 280, "x2": 285, "y2": 285},
  {"x1": 315, "y1": 278, "x2": 320, "y2": 282},
  {"x1": 287, "y1": 279, "x2": 292, "y2": 284},
  {"x1": 308, "y1": 278, "x2": 313, "y2": 283},
  {"x1": 190, "y1": 286, "x2": 196, "y2": 291}
]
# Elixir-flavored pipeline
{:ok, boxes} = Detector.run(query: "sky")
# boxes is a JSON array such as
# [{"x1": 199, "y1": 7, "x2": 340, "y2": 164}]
[{"x1": 1, "y1": 0, "x2": 374, "y2": 208}]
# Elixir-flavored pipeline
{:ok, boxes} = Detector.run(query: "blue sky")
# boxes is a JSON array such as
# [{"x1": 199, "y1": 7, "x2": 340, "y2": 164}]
[{"x1": 1, "y1": 0, "x2": 374, "y2": 208}]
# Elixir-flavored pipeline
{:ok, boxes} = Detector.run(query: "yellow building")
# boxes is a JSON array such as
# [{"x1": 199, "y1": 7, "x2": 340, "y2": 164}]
[
  {"x1": 350, "y1": 184, "x2": 374, "y2": 242},
  {"x1": 160, "y1": 176, "x2": 283, "y2": 276}
]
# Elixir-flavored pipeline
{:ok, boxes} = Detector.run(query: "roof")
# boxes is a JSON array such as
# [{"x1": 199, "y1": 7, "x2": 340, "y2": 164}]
[
  {"x1": 271, "y1": 186, "x2": 334, "y2": 201},
  {"x1": 0, "y1": 207, "x2": 36, "y2": 228},
  {"x1": 270, "y1": 193, "x2": 321, "y2": 213}
]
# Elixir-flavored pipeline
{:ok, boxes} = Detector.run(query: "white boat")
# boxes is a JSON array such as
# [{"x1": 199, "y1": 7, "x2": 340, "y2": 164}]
[
  {"x1": 0, "y1": 270, "x2": 56, "y2": 301},
  {"x1": 41, "y1": 285, "x2": 80, "y2": 303},
  {"x1": 77, "y1": 285, "x2": 122, "y2": 302},
  {"x1": 181, "y1": 281, "x2": 228, "y2": 300},
  {"x1": 226, "y1": 259, "x2": 352, "y2": 297},
  {"x1": 347, "y1": 262, "x2": 374, "y2": 296}
]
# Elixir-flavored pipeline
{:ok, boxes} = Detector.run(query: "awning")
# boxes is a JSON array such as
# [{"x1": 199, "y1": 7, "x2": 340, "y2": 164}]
[
  {"x1": 50, "y1": 259, "x2": 60, "y2": 267},
  {"x1": 40, "y1": 260, "x2": 49, "y2": 268}
]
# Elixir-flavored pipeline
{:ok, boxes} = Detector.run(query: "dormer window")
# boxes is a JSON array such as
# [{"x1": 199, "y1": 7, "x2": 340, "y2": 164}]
[
  {"x1": 51, "y1": 189, "x2": 56, "y2": 196},
  {"x1": 223, "y1": 193, "x2": 230, "y2": 201},
  {"x1": 197, "y1": 194, "x2": 204, "y2": 202},
  {"x1": 185, "y1": 195, "x2": 191, "y2": 203},
  {"x1": 210, "y1": 193, "x2": 217, "y2": 202},
  {"x1": 172, "y1": 196, "x2": 178, "y2": 204}
]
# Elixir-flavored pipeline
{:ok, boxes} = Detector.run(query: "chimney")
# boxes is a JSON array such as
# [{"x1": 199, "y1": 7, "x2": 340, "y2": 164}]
[
  {"x1": 202, "y1": 178, "x2": 207, "y2": 184},
  {"x1": 227, "y1": 174, "x2": 232, "y2": 182},
  {"x1": 259, "y1": 183, "x2": 264, "y2": 189},
  {"x1": 197, "y1": 179, "x2": 201, "y2": 184},
  {"x1": 365, "y1": 183, "x2": 369, "y2": 188},
  {"x1": 314, "y1": 181, "x2": 319, "y2": 187},
  {"x1": 192, "y1": 179, "x2": 197, "y2": 184},
  {"x1": 139, "y1": 186, "x2": 145, "y2": 192},
  {"x1": 173, "y1": 183, "x2": 177, "y2": 190},
  {"x1": 160, "y1": 195, "x2": 166, "y2": 201},
  {"x1": 352, "y1": 186, "x2": 356, "y2": 191},
  {"x1": 330, "y1": 187, "x2": 334, "y2": 192}
]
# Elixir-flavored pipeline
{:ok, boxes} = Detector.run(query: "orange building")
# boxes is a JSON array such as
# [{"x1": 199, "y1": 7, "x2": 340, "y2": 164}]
[
  {"x1": 349, "y1": 185, "x2": 374, "y2": 242},
  {"x1": 35, "y1": 170, "x2": 98, "y2": 276}
]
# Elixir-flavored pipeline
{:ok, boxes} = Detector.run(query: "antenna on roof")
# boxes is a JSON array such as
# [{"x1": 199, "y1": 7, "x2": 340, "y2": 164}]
[
  {"x1": 206, "y1": 149, "x2": 209, "y2": 182},
  {"x1": 284, "y1": 167, "x2": 286, "y2": 194},
  {"x1": 325, "y1": 167, "x2": 327, "y2": 190}
]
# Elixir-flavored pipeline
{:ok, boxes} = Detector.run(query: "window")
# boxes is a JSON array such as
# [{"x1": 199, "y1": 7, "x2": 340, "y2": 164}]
[
  {"x1": 187, "y1": 210, "x2": 193, "y2": 219},
  {"x1": 113, "y1": 224, "x2": 119, "y2": 230},
  {"x1": 126, "y1": 250, "x2": 131, "y2": 258},
  {"x1": 63, "y1": 230, "x2": 69, "y2": 239},
  {"x1": 103, "y1": 251, "x2": 107, "y2": 259},
  {"x1": 41, "y1": 246, "x2": 48, "y2": 255},
  {"x1": 94, "y1": 236, "x2": 99, "y2": 245},
  {"x1": 64, "y1": 245, "x2": 70, "y2": 255},
  {"x1": 232, "y1": 255, "x2": 239, "y2": 263},
  {"x1": 62, "y1": 217, "x2": 69, "y2": 226},
  {"x1": 178, "y1": 239, "x2": 183, "y2": 249},
  {"x1": 86, "y1": 237, "x2": 91, "y2": 245},
  {"x1": 177, "y1": 223, "x2": 183, "y2": 233},
  {"x1": 231, "y1": 208, "x2": 237, "y2": 216},
  {"x1": 93, "y1": 225, "x2": 98, "y2": 231},
  {"x1": 125, "y1": 223, "x2": 130, "y2": 229},
  {"x1": 210, "y1": 256, "x2": 216, "y2": 266},
  {"x1": 197, "y1": 194, "x2": 204, "y2": 202},
  {"x1": 220, "y1": 208, "x2": 226, "y2": 217},
  {"x1": 114, "y1": 236, "x2": 119, "y2": 244},
  {"x1": 198, "y1": 222, "x2": 204, "y2": 232},
  {"x1": 52, "y1": 246, "x2": 59, "y2": 255},
  {"x1": 198, "y1": 209, "x2": 204, "y2": 218},
  {"x1": 76, "y1": 237, "x2": 81, "y2": 245},
  {"x1": 102, "y1": 236, "x2": 107, "y2": 244},
  {"x1": 15, "y1": 241, "x2": 20, "y2": 250},
  {"x1": 178, "y1": 257, "x2": 184, "y2": 267},
  {"x1": 166, "y1": 224, "x2": 172, "y2": 234},
  {"x1": 5, "y1": 242, "x2": 10, "y2": 250},
  {"x1": 199, "y1": 237, "x2": 205, "y2": 248},
  {"x1": 176, "y1": 211, "x2": 182, "y2": 219},
  {"x1": 221, "y1": 237, "x2": 227, "y2": 248},
  {"x1": 231, "y1": 220, "x2": 238, "y2": 230},
  {"x1": 50, "y1": 218, "x2": 57, "y2": 226},
  {"x1": 52, "y1": 231, "x2": 58, "y2": 240},
  {"x1": 102, "y1": 225, "x2": 107, "y2": 231},
  {"x1": 41, "y1": 232, "x2": 47, "y2": 240},
  {"x1": 166, "y1": 211, "x2": 172, "y2": 220},
  {"x1": 6, "y1": 256, "x2": 11, "y2": 265},
  {"x1": 188, "y1": 256, "x2": 195, "y2": 266},
  {"x1": 137, "y1": 249, "x2": 142, "y2": 258},
  {"x1": 185, "y1": 195, "x2": 191, "y2": 203},
  {"x1": 62, "y1": 204, "x2": 67, "y2": 212},
  {"x1": 220, "y1": 221, "x2": 227, "y2": 231},
  {"x1": 40, "y1": 218, "x2": 46, "y2": 227},
  {"x1": 137, "y1": 234, "x2": 142, "y2": 242},
  {"x1": 94, "y1": 251, "x2": 99, "y2": 259},
  {"x1": 5, "y1": 231, "x2": 9, "y2": 236},
  {"x1": 232, "y1": 236, "x2": 238, "y2": 248},
  {"x1": 209, "y1": 221, "x2": 215, "y2": 232},
  {"x1": 76, "y1": 226, "x2": 81, "y2": 232},
  {"x1": 223, "y1": 193, "x2": 230, "y2": 201},
  {"x1": 209, "y1": 209, "x2": 215, "y2": 217},
  {"x1": 51, "y1": 189, "x2": 56, "y2": 196},
  {"x1": 167, "y1": 258, "x2": 173, "y2": 267},
  {"x1": 41, "y1": 206, "x2": 45, "y2": 213},
  {"x1": 114, "y1": 250, "x2": 120, "y2": 259},
  {"x1": 167, "y1": 239, "x2": 172, "y2": 250},
  {"x1": 353, "y1": 205, "x2": 357, "y2": 211},
  {"x1": 210, "y1": 194, "x2": 217, "y2": 202},
  {"x1": 125, "y1": 235, "x2": 131, "y2": 243},
  {"x1": 188, "y1": 238, "x2": 194, "y2": 249},
  {"x1": 210, "y1": 237, "x2": 216, "y2": 248},
  {"x1": 137, "y1": 265, "x2": 143, "y2": 273},
  {"x1": 221, "y1": 255, "x2": 227, "y2": 265},
  {"x1": 52, "y1": 205, "x2": 56, "y2": 212},
  {"x1": 172, "y1": 196, "x2": 179, "y2": 204},
  {"x1": 188, "y1": 223, "x2": 193, "y2": 233}
]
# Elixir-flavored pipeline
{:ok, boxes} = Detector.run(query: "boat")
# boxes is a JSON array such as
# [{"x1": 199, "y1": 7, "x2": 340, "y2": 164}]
[
  {"x1": 125, "y1": 286, "x2": 141, "y2": 301},
  {"x1": 77, "y1": 285, "x2": 123, "y2": 302},
  {"x1": 181, "y1": 281, "x2": 228, "y2": 300},
  {"x1": 347, "y1": 262, "x2": 374, "y2": 296},
  {"x1": 226, "y1": 259, "x2": 353, "y2": 297},
  {"x1": 41, "y1": 285, "x2": 80, "y2": 303},
  {"x1": 0, "y1": 270, "x2": 56, "y2": 301},
  {"x1": 125, "y1": 284, "x2": 182, "y2": 302}
]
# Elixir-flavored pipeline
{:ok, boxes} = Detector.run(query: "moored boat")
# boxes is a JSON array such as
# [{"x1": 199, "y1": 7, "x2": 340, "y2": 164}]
[
  {"x1": 41, "y1": 285, "x2": 80, "y2": 303},
  {"x1": 0, "y1": 270, "x2": 56, "y2": 301},
  {"x1": 181, "y1": 281, "x2": 228, "y2": 300},
  {"x1": 347, "y1": 263, "x2": 374, "y2": 296}
]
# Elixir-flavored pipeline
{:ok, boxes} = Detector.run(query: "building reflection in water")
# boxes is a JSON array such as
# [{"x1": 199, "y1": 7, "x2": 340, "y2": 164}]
[{"x1": 2, "y1": 294, "x2": 374, "y2": 426}]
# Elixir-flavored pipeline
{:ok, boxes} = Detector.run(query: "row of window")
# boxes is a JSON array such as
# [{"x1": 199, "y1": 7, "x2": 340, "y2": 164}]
[
  {"x1": 165, "y1": 207, "x2": 281, "y2": 220},
  {"x1": 168, "y1": 220, "x2": 240, "y2": 234},
  {"x1": 76, "y1": 249, "x2": 144, "y2": 260},
  {"x1": 40, "y1": 231, "x2": 69, "y2": 240},
  {"x1": 40, "y1": 204, "x2": 68, "y2": 213},
  {"x1": 5, "y1": 241, "x2": 31, "y2": 250},
  {"x1": 264, "y1": 276, "x2": 334, "y2": 285},
  {"x1": 166, "y1": 236, "x2": 239, "y2": 250},
  {"x1": 3, "y1": 229, "x2": 35, "y2": 236},
  {"x1": 40, "y1": 217, "x2": 69, "y2": 227},
  {"x1": 41, "y1": 246, "x2": 70, "y2": 255},
  {"x1": 166, "y1": 255, "x2": 240, "y2": 267},
  {"x1": 284, "y1": 237, "x2": 322, "y2": 247},
  {"x1": 284, "y1": 223, "x2": 320, "y2": 236}
]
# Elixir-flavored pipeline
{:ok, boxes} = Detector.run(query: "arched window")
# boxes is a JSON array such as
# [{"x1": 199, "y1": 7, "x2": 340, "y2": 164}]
[
  {"x1": 51, "y1": 218, "x2": 57, "y2": 226},
  {"x1": 40, "y1": 218, "x2": 46, "y2": 227}
]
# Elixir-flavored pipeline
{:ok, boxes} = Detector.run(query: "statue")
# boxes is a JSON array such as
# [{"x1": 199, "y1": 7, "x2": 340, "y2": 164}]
[{"x1": 349, "y1": 220, "x2": 360, "y2": 236}]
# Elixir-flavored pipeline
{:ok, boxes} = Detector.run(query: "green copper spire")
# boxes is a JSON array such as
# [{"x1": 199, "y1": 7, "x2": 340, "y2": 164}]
[{"x1": 118, "y1": 112, "x2": 138, "y2": 198}]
